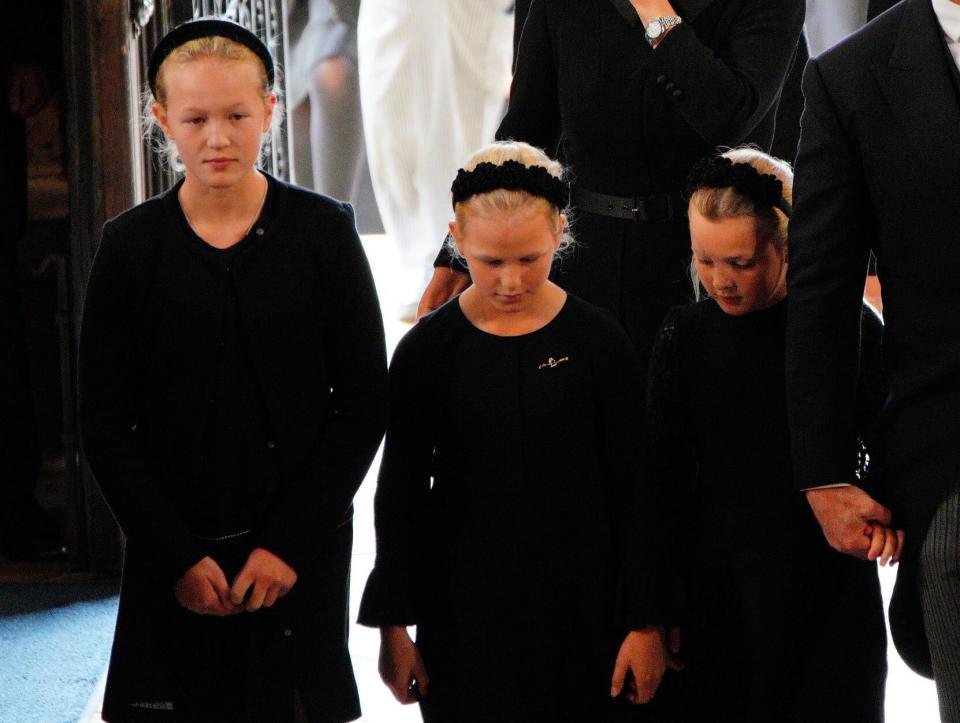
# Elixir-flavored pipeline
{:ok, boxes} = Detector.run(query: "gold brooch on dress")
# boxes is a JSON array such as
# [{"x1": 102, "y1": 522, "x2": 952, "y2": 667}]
[{"x1": 538, "y1": 356, "x2": 570, "y2": 370}]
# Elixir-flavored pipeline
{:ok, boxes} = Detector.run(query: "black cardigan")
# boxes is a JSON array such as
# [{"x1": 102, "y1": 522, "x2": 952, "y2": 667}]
[{"x1": 79, "y1": 175, "x2": 388, "y2": 583}]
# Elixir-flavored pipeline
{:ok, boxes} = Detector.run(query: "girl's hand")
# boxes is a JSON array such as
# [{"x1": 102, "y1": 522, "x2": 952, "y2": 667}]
[
  {"x1": 866, "y1": 523, "x2": 905, "y2": 566},
  {"x1": 174, "y1": 556, "x2": 239, "y2": 616},
  {"x1": 379, "y1": 626, "x2": 430, "y2": 704},
  {"x1": 230, "y1": 547, "x2": 298, "y2": 612},
  {"x1": 611, "y1": 626, "x2": 682, "y2": 704}
]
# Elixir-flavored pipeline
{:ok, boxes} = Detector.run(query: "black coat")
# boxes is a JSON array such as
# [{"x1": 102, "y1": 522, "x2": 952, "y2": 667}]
[
  {"x1": 646, "y1": 300, "x2": 887, "y2": 721},
  {"x1": 442, "y1": 0, "x2": 804, "y2": 363},
  {"x1": 358, "y1": 296, "x2": 649, "y2": 722},
  {"x1": 79, "y1": 176, "x2": 387, "y2": 721},
  {"x1": 785, "y1": 0, "x2": 960, "y2": 677}
]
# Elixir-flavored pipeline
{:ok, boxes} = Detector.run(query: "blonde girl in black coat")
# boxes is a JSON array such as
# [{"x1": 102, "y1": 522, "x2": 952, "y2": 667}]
[{"x1": 79, "y1": 19, "x2": 386, "y2": 722}]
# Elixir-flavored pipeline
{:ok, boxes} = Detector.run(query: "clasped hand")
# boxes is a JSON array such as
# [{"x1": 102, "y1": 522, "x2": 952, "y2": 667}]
[
  {"x1": 174, "y1": 547, "x2": 298, "y2": 616},
  {"x1": 805, "y1": 486, "x2": 904, "y2": 565}
]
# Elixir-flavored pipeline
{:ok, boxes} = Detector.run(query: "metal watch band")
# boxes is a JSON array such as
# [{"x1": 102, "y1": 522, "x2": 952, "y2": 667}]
[{"x1": 645, "y1": 15, "x2": 683, "y2": 43}]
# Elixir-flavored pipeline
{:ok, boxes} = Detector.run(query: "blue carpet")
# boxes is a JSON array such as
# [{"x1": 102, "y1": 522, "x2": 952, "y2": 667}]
[{"x1": 0, "y1": 581, "x2": 119, "y2": 723}]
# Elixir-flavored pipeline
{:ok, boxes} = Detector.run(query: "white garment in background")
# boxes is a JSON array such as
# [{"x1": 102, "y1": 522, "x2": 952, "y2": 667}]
[
  {"x1": 804, "y1": 0, "x2": 870, "y2": 56},
  {"x1": 357, "y1": 0, "x2": 513, "y2": 298},
  {"x1": 932, "y1": 0, "x2": 960, "y2": 68}
]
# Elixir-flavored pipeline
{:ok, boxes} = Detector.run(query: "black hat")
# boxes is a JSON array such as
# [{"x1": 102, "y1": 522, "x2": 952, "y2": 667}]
[{"x1": 148, "y1": 18, "x2": 275, "y2": 97}]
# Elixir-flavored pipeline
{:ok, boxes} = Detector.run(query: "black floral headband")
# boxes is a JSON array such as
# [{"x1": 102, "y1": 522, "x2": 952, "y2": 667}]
[
  {"x1": 451, "y1": 160, "x2": 569, "y2": 210},
  {"x1": 685, "y1": 155, "x2": 792, "y2": 217}
]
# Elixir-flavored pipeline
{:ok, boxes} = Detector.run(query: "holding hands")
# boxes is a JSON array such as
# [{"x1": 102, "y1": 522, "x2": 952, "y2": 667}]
[
  {"x1": 174, "y1": 547, "x2": 298, "y2": 616},
  {"x1": 805, "y1": 486, "x2": 904, "y2": 564},
  {"x1": 610, "y1": 625, "x2": 683, "y2": 704},
  {"x1": 378, "y1": 626, "x2": 430, "y2": 704}
]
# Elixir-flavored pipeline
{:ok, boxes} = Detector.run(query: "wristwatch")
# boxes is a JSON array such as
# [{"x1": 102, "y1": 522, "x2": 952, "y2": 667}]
[{"x1": 645, "y1": 15, "x2": 682, "y2": 45}]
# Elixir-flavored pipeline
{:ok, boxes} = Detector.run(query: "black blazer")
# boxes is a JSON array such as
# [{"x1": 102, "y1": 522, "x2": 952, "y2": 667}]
[
  {"x1": 501, "y1": 0, "x2": 804, "y2": 197},
  {"x1": 785, "y1": 0, "x2": 960, "y2": 676},
  {"x1": 79, "y1": 176, "x2": 387, "y2": 719}
]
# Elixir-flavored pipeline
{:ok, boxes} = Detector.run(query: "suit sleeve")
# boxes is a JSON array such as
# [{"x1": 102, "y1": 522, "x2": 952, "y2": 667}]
[
  {"x1": 590, "y1": 316, "x2": 652, "y2": 630},
  {"x1": 512, "y1": 0, "x2": 534, "y2": 69},
  {"x1": 631, "y1": 308, "x2": 691, "y2": 627},
  {"x1": 643, "y1": 0, "x2": 805, "y2": 146},
  {"x1": 357, "y1": 328, "x2": 435, "y2": 626},
  {"x1": 853, "y1": 304, "x2": 889, "y2": 502},
  {"x1": 256, "y1": 203, "x2": 388, "y2": 573},
  {"x1": 434, "y1": 0, "x2": 560, "y2": 271},
  {"x1": 785, "y1": 58, "x2": 874, "y2": 492},
  {"x1": 78, "y1": 222, "x2": 206, "y2": 584},
  {"x1": 496, "y1": 0, "x2": 562, "y2": 154}
]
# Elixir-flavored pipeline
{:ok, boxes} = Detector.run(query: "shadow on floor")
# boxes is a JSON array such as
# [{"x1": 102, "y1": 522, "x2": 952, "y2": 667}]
[{"x1": 0, "y1": 578, "x2": 119, "y2": 616}]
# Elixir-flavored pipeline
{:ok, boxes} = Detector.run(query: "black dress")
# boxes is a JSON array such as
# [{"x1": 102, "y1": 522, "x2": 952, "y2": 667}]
[
  {"x1": 644, "y1": 298, "x2": 888, "y2": 722},
  {"x1": 358, "y1": 295, "x2": 651, "y2": 723},
  {"x1": 79, "y1": 174, "x2": 387, "y2": 722},
  {"x1": 439, "y1": 0, "x2": 805, "y2": 365}
]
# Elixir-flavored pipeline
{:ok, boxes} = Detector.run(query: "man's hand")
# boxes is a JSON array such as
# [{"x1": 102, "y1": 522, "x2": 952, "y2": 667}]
[
  {"x1": 230, "y1": 547, "x2": 297, "y2": 612},
  {"x1": 805, "y1": 486, "x2": 899, "y2": 559},
  {"x1": 610, "y1": 626, "x2": 683, "y2": 704},
  {"x1": 417, "y1": 267, "x2": 471, "y2": 319},
  {"x1": 379, "y1": 626, "x2": 430, "y2": 704},
  {"x1": 174, "y1": 556, "x2": 240, "y2": 616}
]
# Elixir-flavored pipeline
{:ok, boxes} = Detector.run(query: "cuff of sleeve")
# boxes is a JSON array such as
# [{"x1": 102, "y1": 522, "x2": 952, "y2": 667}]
[
  {"x1": 142, "y1": 534, "x2": 207, "y2": 587},
  {"x1": 357, "y1": 567, "x2": 421, "y2": 628},
  {"x1": 434, "y1": 243, "x2": 469, "y2": 274},
  {"x1": 615, "y1": 566, "x2": 684, "y2": 631}
]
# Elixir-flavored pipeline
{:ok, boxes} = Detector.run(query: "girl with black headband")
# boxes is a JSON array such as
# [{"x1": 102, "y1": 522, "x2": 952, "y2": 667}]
[
  {"x1": 637, "y1": 147, "x2": 898, "y2": 720},
  {"x1": 78, "y1": 18, "x2": 386, "y2": 722},
  {"x1": 357, "y1": 141, "x2": 672, "y2": 722}
]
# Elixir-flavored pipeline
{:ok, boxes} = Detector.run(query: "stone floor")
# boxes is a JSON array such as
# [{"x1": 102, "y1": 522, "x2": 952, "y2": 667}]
[{"x1": 80, "y1": 233, "x2": 940, "y2": 723}]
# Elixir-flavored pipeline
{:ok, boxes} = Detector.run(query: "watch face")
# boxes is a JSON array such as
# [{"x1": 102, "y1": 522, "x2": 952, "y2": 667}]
[{"x1": 647, "y1": 21, "x2": 663, "y2": 39}]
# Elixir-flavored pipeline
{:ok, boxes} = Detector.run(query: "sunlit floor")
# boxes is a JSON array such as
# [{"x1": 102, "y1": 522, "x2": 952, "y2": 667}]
[{"x1": 81, "y1": 233, "x2": 939, "y2": 722}]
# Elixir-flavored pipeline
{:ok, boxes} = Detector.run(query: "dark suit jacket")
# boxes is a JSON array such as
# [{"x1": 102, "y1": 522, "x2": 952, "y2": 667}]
[
  {"x1": 785, "y1": 0, "x2": 960, "y2": 677},
  {"x1": 869, "y1": 0, "x2": 902, "y2": 20},
  {"x1": 79, "y1": 176, "x2": 387, "y2": 719}
]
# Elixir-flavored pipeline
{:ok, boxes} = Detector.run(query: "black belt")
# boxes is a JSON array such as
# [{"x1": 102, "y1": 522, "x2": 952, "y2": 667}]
[{"x1": 572, "y1": 188, "x2": 687, "y2": 224}]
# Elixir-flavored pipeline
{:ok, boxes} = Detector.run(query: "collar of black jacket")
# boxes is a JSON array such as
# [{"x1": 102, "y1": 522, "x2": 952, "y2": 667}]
[{"x1": 890, "y1": 0, "x2": 952, "y2": 69}]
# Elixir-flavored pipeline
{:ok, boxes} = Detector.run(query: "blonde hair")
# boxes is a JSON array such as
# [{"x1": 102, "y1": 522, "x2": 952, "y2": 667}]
[
  {"x1": 688, "y1": 147, "x2": 793, "y2": 298},
  {"x1": 447, "y1": 140, "x2": 575, "y2": 259},
  {"x1": 142, "y1": 31, "x2": 283, "y2": 172}
]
